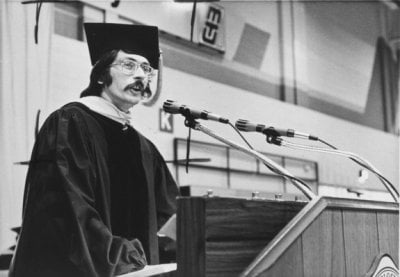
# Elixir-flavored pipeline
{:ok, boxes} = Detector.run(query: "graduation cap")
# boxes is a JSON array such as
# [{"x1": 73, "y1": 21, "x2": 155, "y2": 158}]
[{"x1": 84, "y1": 23, "x2": 160, "y2": 69}]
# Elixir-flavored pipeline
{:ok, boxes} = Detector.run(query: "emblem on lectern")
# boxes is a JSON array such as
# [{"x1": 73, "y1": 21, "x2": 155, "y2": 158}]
[{"x1": 365, "y1": 253, "x2": 399, "y2": 277}]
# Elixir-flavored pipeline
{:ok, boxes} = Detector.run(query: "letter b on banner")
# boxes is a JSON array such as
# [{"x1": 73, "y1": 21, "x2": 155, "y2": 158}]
[
  {"x1": 199, "y1": 4, "x2": 225, "y2": 52},
  {"x1": 202, "y1": 6, "x2": 222, "y2": 44}
]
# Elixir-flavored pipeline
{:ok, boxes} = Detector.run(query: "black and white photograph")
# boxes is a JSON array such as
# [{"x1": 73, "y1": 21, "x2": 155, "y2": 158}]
[{"x1": 0, "y1": 0, "x2": 399, "y2": 276}]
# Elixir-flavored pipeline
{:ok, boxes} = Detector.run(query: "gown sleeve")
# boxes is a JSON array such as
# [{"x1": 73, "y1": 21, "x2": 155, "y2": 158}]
[
  {"x1": 153, "y1": 150, "x2": 180, "y2": 229},
  {"x1": 10, "y1": 107, "x2": 147, "y2": 277}
]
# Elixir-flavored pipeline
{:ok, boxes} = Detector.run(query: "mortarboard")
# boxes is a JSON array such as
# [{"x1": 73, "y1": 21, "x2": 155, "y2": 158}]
[{"x1": 84, "y1": 23, "x2": 159, "y2": 69}]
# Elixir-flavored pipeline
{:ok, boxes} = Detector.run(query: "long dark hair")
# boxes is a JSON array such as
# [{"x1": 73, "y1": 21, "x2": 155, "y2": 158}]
[{"x1": 80, "y1": 49, "x2": 119, "y2": 97}]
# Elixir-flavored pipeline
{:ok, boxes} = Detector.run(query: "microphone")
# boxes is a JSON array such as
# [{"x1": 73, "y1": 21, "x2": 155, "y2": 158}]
[
  {"x1": 163, "y1": 100, "x2": 229, "y2": 124},
  {"x1": 235, "y1": 119, "x2": 318, "y2": 140}
]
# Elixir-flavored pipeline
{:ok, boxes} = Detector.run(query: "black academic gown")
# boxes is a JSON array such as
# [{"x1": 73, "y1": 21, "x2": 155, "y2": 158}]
[{"x1": 9, "y1": 102, "x2": 179, "y2": 277}]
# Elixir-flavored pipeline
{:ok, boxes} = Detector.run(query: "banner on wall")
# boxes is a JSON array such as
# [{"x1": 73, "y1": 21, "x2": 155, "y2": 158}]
[{"x1": 197, "y1": 4, "x2": 225, "y2": 53}]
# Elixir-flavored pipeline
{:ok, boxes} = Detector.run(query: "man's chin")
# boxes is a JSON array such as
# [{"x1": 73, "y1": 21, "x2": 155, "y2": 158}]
[{"x1": 125, "y1": 94, "x2": 142, "y2": 106}]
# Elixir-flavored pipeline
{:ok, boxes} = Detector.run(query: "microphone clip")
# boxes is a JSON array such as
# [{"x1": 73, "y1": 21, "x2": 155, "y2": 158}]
[
  {"x1": 264, "y1": 127, "x2": 284, "y2": 146},
  {"x1": 182, "y1": 108, "x2": 199, "y2": 129},
  {"x1": 266, "y1": 135, "x2": 283, "y2": 146}
]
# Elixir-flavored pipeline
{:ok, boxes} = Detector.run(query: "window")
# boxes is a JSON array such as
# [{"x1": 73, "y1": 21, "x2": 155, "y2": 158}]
[
  {"x1": 54, "y1": 2, "x2": 105, "y2": 41},
  {"x1": 173, "y1": 138, "x2": 319, "y2": 199},
  {"x1": 83, "y1": 5, "x2": 105, "y2": 24}
]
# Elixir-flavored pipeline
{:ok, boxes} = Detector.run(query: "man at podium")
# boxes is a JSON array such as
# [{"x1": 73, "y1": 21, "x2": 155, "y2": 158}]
[{"x1": 9, "y1": 23, "x2": 179, "y2": 277}]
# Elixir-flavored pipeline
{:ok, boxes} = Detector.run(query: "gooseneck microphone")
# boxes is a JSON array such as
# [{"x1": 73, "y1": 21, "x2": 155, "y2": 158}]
[
  {"x1": 163, "y1": 100, "x2": 229, "y2": 124},
  {"x1": 235, "y1": 119, "x2": 318, "y2": 140}
]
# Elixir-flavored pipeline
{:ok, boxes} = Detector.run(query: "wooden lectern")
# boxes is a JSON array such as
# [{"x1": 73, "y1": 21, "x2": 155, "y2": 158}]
[{"x1": 176, "y1": 196, "x2": 399, "y2": 276}]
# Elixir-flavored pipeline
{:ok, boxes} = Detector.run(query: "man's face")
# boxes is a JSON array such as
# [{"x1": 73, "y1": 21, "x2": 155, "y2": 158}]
[{"x1": 102, "y1": 50, "x2": 152, "y2": 112}]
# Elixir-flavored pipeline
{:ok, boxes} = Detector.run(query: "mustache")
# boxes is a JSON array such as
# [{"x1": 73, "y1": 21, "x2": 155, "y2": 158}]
[{"x1": 124, "y1": 81, "x2": 145, "y2": 92}]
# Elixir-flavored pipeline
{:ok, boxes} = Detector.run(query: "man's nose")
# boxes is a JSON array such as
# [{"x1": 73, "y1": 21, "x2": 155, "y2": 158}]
[{"x1": 133, "y1": 66, "x2": 146, "y2": 79}]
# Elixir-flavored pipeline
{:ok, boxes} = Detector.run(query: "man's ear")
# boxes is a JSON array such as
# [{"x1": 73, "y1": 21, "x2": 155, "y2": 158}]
[
  {"x1": 97, "y1": 74, "x2": 105, "y2": 85},
  {"x1": 98, "y1": 71, "x2": 112, "y2": 87}
]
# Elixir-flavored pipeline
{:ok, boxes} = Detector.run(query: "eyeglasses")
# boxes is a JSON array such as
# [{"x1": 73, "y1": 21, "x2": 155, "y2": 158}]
[{"x1": 111, "y1": 60, "x2": 154, "y2": 75}]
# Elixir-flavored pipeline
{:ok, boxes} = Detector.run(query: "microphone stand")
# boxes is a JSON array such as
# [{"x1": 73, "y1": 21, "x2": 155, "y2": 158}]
[
  {"x1": 183, "y1": 116, "x2": 316, "y2": 201},
  {"x1": 271, "y1": 137, "x2": 399, "y2": 203}
]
